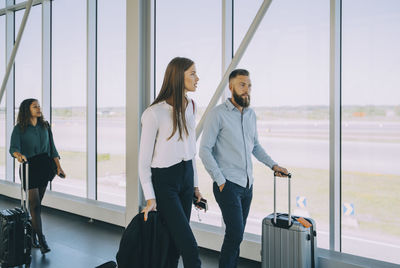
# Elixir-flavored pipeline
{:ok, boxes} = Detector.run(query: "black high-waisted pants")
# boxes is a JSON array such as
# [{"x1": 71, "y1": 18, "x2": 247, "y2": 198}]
[{"x1": 151, "y1": 160, "x2": 201, "y2": 268}]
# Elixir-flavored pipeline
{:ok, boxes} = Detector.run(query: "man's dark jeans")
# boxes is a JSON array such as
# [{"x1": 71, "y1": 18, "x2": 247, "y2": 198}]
[{"x1": 213, "y1": 180, "x2": 253, "y2": 268}]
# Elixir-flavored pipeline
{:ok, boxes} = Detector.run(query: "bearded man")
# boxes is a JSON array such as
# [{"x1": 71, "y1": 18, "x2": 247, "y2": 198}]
[{"x1": 199, "y1": 69, "x2": 288, "y2": 268}]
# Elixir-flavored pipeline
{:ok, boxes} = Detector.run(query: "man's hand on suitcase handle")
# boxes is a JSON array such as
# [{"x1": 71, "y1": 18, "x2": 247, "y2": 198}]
[{"x1": 272, "y1": 165, "x2": 291, "y2": 178}]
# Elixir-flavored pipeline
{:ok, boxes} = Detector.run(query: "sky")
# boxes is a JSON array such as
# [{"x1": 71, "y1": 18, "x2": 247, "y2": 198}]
[
  {"x1": 155, "y1": 0, "x2": 400, "y2": 107},
  {"x1": 1, "y1": 0, "x2": 400, "y2": 108}
]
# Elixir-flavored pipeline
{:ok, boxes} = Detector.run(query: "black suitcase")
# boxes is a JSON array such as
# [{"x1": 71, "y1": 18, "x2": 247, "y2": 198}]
[{"x1": 0, "y1": 163, "x2": 32, "y2": 268}]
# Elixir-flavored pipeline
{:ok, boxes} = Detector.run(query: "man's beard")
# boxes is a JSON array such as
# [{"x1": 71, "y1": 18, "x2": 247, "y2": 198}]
[{"x1": 233, "y1": 90, "x2": 250, "y2": 108}]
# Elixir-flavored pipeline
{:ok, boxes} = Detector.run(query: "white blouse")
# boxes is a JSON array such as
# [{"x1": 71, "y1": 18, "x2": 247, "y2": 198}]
[{"x1": 138, "y1": 98, "x2": 198, "y2": 200}]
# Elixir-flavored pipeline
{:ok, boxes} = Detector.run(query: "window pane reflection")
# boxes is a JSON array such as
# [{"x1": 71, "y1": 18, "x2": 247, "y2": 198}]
[
  {"x1": 342, "y1": 0, "x2": 400, "y2": 264},
  {"x1": 155, "y1": 0, "x2": 222, "y2": 226},
  {"x1": 235, "y1": 0, "x2": 330, "y2": 249},
  {"x1": 14, "y1": 7, "x2": 42, "y2": 184},
  {"x1": 51, "y1": 0, "x2": 87, "y2": 197},
  {"x1": 97, "y1": 0, "x2": 126, "y2": 206}
]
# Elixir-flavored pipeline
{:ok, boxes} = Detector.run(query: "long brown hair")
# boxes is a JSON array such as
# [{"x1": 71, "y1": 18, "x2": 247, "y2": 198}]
[
  {"x1": 152, "y1": 57, "x2": 194, "y2": 140},
  {"x1": 17, "y1": 98, "x2": 48, "y2": 132}
]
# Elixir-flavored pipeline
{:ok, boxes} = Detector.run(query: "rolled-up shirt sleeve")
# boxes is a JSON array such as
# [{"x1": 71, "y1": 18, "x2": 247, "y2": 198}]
[
  {"x1": 49, "y1": 128, "x2": 60, "y2": 159},
  {"x1": 199, "y1": 111, "x2": 226, "y2": 186},
  {"x1": 138, "y1": 109, "x2": 158, "y2": 200},
  {"x1": 9, "y1": 126, "x2": 21, "y2": 156}
]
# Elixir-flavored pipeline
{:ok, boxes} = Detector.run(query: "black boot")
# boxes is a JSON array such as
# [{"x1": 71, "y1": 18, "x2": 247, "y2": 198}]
[
  {"x1": 38, "y1": 234, "x2": 51, "y2": 254},
  {"x1": 31, "y1": 232, "x2": 40, "y2": 248}
]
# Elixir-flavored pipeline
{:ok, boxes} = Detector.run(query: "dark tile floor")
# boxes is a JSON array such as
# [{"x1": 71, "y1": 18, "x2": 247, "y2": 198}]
[{"x1": 0, "y1": 195, "x2": 260, "y2": 268}]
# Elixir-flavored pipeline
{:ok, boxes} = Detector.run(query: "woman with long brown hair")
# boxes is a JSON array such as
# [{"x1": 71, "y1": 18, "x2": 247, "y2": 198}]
[
  {"x1": 9, "y1": 98, "x2": 66, "y2": 254},
  {"x1": 139, "y1": 57, "x2": 203, "y2": 267}
]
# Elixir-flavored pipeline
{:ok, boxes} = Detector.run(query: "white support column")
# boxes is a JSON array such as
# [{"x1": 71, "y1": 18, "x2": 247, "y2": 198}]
[
  {"x1": 5, "y1": 0, "x2": 15, "y2": 182},
  {"x1": 219, "y1": 0, "x2": 234, "y2": 228},
  {"x1": 126, "y1": 0, "x2": 142, "y2": 224},
  {"x1": 221, "y1": 0, "x2": 233, "y2": 102},
  {"x1": 41, "y1": 0, "x2": 51, "y2": 122},
  {"x1": 87, "y1": 0, "x2": 97, "y2": 200},
  {"x1": 330, "y1": 0, "x2": 342, "y2": 252},
  {"x1": 126, "y1": 0, "x2": 152, "y2": 224}
]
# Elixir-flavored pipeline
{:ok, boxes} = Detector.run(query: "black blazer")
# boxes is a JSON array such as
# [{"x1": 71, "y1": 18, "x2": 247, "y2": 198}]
[{"x1": 116, "y1": 211, "x2": 173, "y2": 268}]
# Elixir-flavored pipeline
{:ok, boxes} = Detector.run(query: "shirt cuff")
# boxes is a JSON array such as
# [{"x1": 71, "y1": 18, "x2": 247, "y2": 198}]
[
  {"x1": 270, "y1": 162, "x2": 278, "y2": 169},
  {"x1": 214, "y1": 176, "x2": 226, "y2": 187},
  {"x1": 141, "y1": 181, "x2": 156, "y2": 200}
]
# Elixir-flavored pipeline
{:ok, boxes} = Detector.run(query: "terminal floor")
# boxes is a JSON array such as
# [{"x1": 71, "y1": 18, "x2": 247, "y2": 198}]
[{"x1": 0, "y1": 195, "x2": 260, "y2": 268}]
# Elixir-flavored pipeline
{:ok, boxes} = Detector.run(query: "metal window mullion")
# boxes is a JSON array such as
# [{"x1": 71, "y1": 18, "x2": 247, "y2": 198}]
[
  {"x1": 41, "y1": 0, "x2": 51, "y2": 123},
  {"x1": 221, "y1": 0, "x2": 233, "y2": 102},
  {"x1": 220, "y1": 0, "x2": 234, "y2": 229},
  {"x1": 329, "y1": 0, "x2": 342, "y2": 252},
  {"x1": 5, "y1": 0, "x2": 15, "y2": 182},
  {"x1": 87, "y1": 0, "x2": 97, "y2": 200},
  {"x1": 136, "y1": 0, "x2": 153, "y2": 210},
  {"x1": 150, "y1": 0, "x2": 155, "y2": 103},
  {"x1": 0, "y1": 0, "x2": 42, "y2": 15},
  {"x1": 42, "y1": 0, "x2": 51, "y2": 190}
]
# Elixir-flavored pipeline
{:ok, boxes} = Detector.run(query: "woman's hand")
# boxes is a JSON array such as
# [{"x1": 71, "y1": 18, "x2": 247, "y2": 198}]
[
  {"x1": 14, "y1": 153, "x2": 27, "y2": 163},
  {"x1": 57, "y1": 166, "x2": 66, "y2": 178},
  {"x1": 54, "y1": 158, "x2": 66, "y2": 178},
  {"x1": 194, "y1": 187, "x2": 203, "y2": 203},
  {"x1": 17, "y1": 154, "x2": 27, "y2": 163},
  {"x1": 141, "y1": 199, "x2": 157, "y2": 221}
]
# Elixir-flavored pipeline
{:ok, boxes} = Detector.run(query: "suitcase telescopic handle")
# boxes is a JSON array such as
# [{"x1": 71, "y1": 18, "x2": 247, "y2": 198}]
[
  {"x1": 273, "y1": 172, "x2": 292, "y2": 225},
  {"x1": 20, "y1": 161, "x2": 29, "y2": 216}
]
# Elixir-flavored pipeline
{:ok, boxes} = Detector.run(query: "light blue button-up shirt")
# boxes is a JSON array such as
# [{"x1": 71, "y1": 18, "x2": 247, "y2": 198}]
[{"x1": 199, "y1": 99, "x2": 277, "y2": 188}]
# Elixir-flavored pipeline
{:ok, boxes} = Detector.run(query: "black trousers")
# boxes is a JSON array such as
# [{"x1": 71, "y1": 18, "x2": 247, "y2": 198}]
[{"x1": 151, "y1": 160, "x2": 201, "y2": 268}]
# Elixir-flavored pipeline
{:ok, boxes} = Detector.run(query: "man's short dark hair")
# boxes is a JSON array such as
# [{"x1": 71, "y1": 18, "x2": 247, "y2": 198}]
[{"x1": 229, "y1": 69, "x2": 249, "y2": 81}]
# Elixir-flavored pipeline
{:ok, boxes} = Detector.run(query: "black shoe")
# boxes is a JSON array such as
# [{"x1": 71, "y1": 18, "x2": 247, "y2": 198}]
[
  {"x1": 31, "y1": 233, "x2": 40, "y2": 248},
  {"x1": 38, "y1": 235, "x2": 51, "y2": 254}
]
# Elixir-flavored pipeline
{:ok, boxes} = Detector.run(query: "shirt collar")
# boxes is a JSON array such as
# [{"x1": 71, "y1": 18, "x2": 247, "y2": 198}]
[
  {"x1": 225, "y1": 98, "x2": 236, "y2": 111},
  {"x1": 225, "y1": 98, "x2": 247, "y2": 113}
]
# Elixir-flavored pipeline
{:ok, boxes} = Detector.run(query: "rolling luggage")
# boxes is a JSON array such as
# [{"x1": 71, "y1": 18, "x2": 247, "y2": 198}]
[
  {"x1": 0, "y1": 162, "x2": 32, "y2": 268},
  {"x1": 262, "y1": 173, "x2": 317, "y2": 268}
]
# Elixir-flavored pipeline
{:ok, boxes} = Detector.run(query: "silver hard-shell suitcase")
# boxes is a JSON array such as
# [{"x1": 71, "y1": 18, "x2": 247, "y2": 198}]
[{"x1": 261, "y1": 173, "x2": 317, "y2": 268}]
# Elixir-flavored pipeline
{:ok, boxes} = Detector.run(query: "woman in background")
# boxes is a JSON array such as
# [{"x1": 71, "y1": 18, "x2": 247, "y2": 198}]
[{"x1": 10, "y1": 98, "x2": 66, "y2": 254}]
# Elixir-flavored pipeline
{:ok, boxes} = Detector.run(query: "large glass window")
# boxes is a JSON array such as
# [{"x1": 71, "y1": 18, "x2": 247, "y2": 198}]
[
  {"x1": 14, "y1": 6, "x2": 42, "y2": 183},
  {"x1": 97, "y1": 0, "x2": 126, "y2": 206},
  {"x1": 155, "y1": 0, "x2": 222, "y2": 226},
  {"x1": 235, "y1": 0, "x2": 330, "y2": 248},
  {"x1": 0, "y1": 15, "x2": 5, "y2": 181},
  {"x1": 15, "y1": 7, "x2": 42, "y2": 113},
  {"x1": 51, "y1": 0, "x2": 87, "y2": 197},
  {"x1": 342, "y1": 0, "x2": 400, "y2": 264}
]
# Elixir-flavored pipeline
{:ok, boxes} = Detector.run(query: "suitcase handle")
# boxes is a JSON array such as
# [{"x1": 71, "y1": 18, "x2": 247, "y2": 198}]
[
  {"x1": 273, "y1": 172, "x2": 292, "y2": 225},
  {"x1": 20, "y1": 162, "x2": 30, "y2": 217}
]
